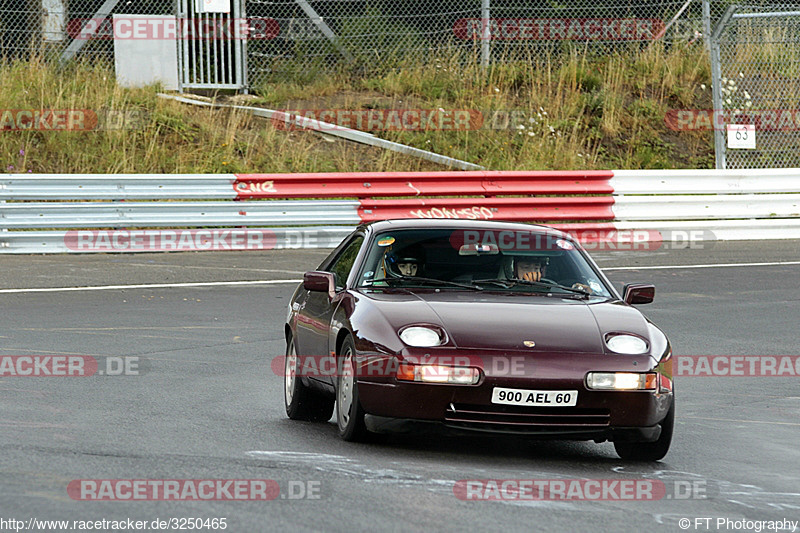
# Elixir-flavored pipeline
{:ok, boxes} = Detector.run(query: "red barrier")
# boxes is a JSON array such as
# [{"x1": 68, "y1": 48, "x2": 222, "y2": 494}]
[
  {"x1": 358, "y1": 197, "x2": 614, "y2": 223},
  {"x1": 234, "y1": 170, "x2": 613, "y2": 199}
]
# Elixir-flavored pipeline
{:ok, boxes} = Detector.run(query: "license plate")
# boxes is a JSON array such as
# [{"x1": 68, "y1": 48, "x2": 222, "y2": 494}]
[{"x1": 491, "y1": 387, "x2": 578, "y2": 407}]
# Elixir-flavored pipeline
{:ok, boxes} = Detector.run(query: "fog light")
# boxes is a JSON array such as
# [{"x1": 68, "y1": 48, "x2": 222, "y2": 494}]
[
  {"x1": 586, "y1": 372, "x2": 657, "y2": 390},
  {"x1": 397, "y1": 363, "x2": 480, "y2": 385}
]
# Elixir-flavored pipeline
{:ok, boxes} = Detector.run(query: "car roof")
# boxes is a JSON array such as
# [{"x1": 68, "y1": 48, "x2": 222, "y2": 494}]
[{"x1": 359, "y1": 219, "x2": 572, "y2": 239}]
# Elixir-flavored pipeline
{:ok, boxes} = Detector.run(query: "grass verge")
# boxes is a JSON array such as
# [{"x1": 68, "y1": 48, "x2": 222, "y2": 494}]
[{"x1": 1, "y1": 43, "x2": 714, "y2": 173}]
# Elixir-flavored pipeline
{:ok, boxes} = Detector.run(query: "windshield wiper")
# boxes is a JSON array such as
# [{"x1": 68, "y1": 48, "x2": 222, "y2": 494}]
[
  {"x1": 376, "y1": 276, "x2": 483, "y2": 291},
  {"x1": 472, "y1": 278, "x2": 592, "y2": 297}
]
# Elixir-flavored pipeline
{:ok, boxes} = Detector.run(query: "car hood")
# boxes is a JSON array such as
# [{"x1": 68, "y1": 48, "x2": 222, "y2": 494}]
[{"x1": 359, "y1": 290, "x2": 651, "y2": 354}]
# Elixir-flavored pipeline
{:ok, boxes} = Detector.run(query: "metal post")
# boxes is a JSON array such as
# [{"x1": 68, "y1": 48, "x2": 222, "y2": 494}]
[
  {"x1": 481, "y1": 0, "x2": 491, "y2": 68},
  {"x1": 710, "y1": 6, "x2": 737, "y2": 170},
  {"x1": 42, "y1": 0, "x2": 66, "y2": 42},
  {"x1": 710, "y1": 39, "x2": 726, "y2": 169},
  {"x1": 178, "y1": 0, "x2": 185, "y2": 93},
  {"x1": 702, "y1": 0, "x2": 711, "y2": 52},
  {"x1": 239, "y1": 0, "x2": 248, "y2": 93}
]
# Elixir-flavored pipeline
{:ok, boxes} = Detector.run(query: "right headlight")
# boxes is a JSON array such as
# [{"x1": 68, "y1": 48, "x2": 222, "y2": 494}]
[
  {"x1": 586, "y1": 372, "x2": 657, "y2": 390},
  {"x1": 605, "y1": 334, "x2": 648, "y2": 355}
]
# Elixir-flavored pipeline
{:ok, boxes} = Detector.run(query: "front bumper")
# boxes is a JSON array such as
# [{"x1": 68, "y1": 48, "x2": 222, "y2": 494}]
[
  {"x1": 356, "y1": 349, "x2": 673, "y2": 437},
  {"x1": 364, "y1": 414, "x2": 663, "y2": 443}
]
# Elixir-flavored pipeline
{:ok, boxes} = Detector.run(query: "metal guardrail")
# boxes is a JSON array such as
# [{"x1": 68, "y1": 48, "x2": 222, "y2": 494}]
[
  {"x1": 611, "y1": 169, "x2": 800, "y2": 194},
  {"x1": 1, "y1": 175, "x2": 237, "y2": 200},
  {"x1": 358, "y1": 196, "x2": 615, "y2": 222},
  {"x1": 610, "y1": 169, "x2": 800, "y2": 240},
  {"x1": 233, "y1": 170, "x2": 614, "y2": 198},
  {"x1": 0, "y1": 200, "x2": 361, "y2": 229},
  {"x1": 7, "y1": 170, "x2": 796, "y2": 201},
  {"x1": 613, "y1": 194, "x2": 800, "y2": 221},
  {"x1": 2, "y1": 169, "x2": 800, "y2": 253}
]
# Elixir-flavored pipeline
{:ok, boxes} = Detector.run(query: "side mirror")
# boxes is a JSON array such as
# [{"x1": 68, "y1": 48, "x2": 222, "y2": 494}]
[
  {"x1": 303, "y1": 271, "x2": 336, "y2": 298},
  {"x1": 623, "y1": 283, "x2": 655, "y2": 305}
]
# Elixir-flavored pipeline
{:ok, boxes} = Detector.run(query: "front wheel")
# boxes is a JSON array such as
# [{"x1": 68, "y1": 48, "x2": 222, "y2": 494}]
[
  {"x1": 284, "y1": 335, "x2": 334, "y2": 422},
  {"x1": 336, "y1": 335, "x2": 369, "y2": 442},
  {"x1": 614, "y1": 401, "x2": 674, "y2": 461}
]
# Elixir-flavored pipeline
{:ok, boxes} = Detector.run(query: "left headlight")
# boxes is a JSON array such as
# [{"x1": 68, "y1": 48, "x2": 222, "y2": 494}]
[
  {"x1": 605, "y1": 334, "x2": 648, "y2": 355},
  {"x1": 397, "y1": 363, "x2": 481, "y2": 385},
  {"x1": 399, "y1": 325, "x2": 445, "y2": 347}
]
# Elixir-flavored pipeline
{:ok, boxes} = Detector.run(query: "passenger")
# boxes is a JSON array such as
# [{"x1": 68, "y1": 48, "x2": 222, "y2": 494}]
[
  {"x1": 514, "y1": 256, "x2": 548, "y2": 282},
  {"x1": 510, "y1": 255, "x2": 592, "y2": 294}
]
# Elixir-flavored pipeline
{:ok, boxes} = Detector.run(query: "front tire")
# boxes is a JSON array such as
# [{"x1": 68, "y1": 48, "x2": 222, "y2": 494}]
[
  {"x1": 336, "y1": 335, "x2": 368, "y2": 441},
  {"x1": 284, "y1": 335, "x2": 334, "y2": 422},
  {"x1": 614, "y1": 401, "x2": 674, "y2": 461}
]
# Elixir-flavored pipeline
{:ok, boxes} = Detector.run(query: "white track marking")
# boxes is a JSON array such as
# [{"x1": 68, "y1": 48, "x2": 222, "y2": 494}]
[
  {"x1": 684, "y1": 416, "x2": 800, "y2": 427},
  {"x1": 2, "y1": 261, "x2": 798, "y2": 292},
  {"x1": 0, "y1": 279, "x2": 301, "y2": 294},
  {"x1": 106, "y1": 263, "x2": 308, "y2": 274},
  {"x1": 603, "y1": 260, "x2": 800, "y2": 271}
]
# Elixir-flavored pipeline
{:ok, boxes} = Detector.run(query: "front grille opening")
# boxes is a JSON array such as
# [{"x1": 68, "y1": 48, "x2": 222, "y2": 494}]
[{"x1": 445, "y1": 403, "x2": 610, "y2": 432}]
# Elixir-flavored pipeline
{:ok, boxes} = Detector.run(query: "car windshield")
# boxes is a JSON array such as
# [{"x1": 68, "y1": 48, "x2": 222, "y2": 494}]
[{"x1": 356, "y1": 228, "x2": 612, "y2": 298}]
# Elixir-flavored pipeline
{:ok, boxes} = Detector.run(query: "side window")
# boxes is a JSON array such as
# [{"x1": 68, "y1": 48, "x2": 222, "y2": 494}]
[{"x1": 329, "y1": 236, "x2": 364, "y2": 290}]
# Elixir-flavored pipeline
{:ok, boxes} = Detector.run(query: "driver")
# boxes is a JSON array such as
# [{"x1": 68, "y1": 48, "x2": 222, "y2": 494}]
[
  {"x1": 395, "y1": 255, "x2": 421, "y2": 276},
  {"x1": 386, "y1": 245, "x2": 425, "y2": 277}
]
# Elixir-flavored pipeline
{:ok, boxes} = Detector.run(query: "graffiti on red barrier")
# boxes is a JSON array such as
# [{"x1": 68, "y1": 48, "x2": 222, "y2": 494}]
[
  {"x1": 236, "y1": 181, "x2": 277, "y2": 194},
  {"x1": 409, "y1": 206, "x2": 494, "y2": 220}
]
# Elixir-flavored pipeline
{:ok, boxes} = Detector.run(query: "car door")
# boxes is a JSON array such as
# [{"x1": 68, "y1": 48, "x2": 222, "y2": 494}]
[{"x1": 295, "y1": 234, "x2": 365, "y2": 386}]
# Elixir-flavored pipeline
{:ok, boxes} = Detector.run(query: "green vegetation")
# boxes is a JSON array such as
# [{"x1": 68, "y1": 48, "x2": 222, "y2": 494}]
[{"x1": 1, "y1": 44, "x2": 714, "y2": 173}]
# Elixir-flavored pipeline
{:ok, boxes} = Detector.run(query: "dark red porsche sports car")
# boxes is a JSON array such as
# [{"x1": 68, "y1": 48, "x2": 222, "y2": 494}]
[{"x1": 283, "y1": 219, "x2": 674, "y2": 460}]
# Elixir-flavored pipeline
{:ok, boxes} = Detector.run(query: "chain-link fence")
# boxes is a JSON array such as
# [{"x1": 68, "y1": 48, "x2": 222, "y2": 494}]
[
  {"x1": 246, "y1": 0, "x2": 712, "y2": 83},
  {"x1": 2, "y1": 0, "x2": 712, "y2": 79},
  {"x1": 710, "y1": 3, "x2": 800, "y2": 168},
  {"x1": 0, "y1": 1, "x2": 175, "y2": 61}
]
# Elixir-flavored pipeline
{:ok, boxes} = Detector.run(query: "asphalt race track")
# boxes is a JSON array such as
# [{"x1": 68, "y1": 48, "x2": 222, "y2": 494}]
[{"x1": 1, "y1": 241, "x2": 799, "y2": 532}]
